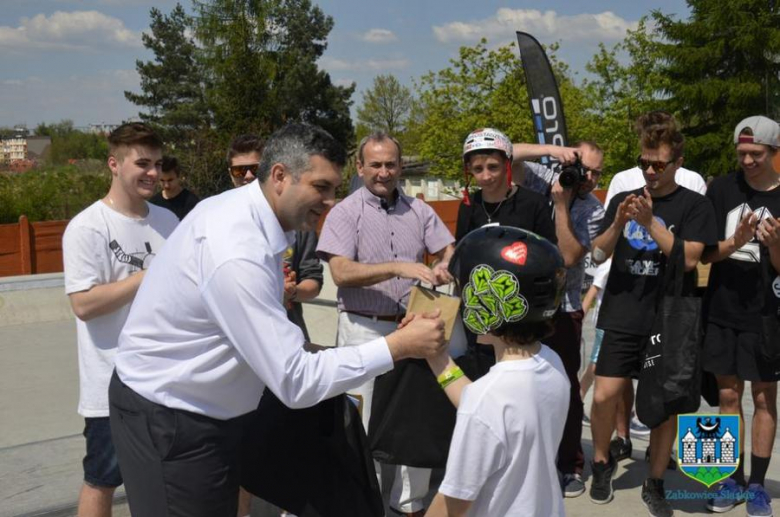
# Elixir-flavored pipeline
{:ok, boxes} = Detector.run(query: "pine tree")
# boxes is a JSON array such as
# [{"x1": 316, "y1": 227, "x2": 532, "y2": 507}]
[{"x1": 653, "y1": 0, "x2": 780, "y2": 175}]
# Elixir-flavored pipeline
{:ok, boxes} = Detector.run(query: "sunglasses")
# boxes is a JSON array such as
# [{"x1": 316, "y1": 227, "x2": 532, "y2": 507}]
[
  {"x1": 636, "y1": 156, "x2": 675, "y2": 173},
  {"x1": 229, "y1": 163, "x2": 260, "y2": 179}
]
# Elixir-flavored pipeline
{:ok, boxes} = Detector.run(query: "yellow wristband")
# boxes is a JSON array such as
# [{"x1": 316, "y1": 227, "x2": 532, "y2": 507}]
[{"x1": 437, "y1": 366, "x2": 465, "y2": 389}]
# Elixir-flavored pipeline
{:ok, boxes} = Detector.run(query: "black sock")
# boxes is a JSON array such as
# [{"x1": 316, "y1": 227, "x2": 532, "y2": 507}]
[
  {"x1": 731, "y1": 454, "x2": 746, "y2": 485},
  {"x1": 749, "y1": 454, "x2": 771, "y2": 487}
]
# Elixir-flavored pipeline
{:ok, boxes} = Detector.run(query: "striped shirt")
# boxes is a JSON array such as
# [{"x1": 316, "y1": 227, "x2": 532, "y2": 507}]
[
  {"x1": 523, "y1": 162, "x2": 605, "y2": 312},
  {"x1": 317, "y1": 187, "x2": 455, "y2": 315}
]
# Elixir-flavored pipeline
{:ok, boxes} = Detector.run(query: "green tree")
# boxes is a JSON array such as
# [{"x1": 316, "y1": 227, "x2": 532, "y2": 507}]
[
  {"x1": 357, "y1": 74, "x2": 413, "y2": 135},
  {"x1": 193, "y1": 0, "x2": 354, "y2": 144},
  {"x1": 410, "y1": 39, "x2": 596, "y2": 181},
  {"x1": 582, "y1": 18, "x2": 668, "y2": 183},
  {"x1": 124, "y1": 4, "x2": 208, "y2": 146},
  {"x1": 653, "y1": 0, "x2": 780, "y2": 176}
]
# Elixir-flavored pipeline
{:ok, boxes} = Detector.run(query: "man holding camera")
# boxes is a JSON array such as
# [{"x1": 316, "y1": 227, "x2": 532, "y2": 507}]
[{"x1": 512, "y1": 141, "x2": 606, "y2": 498}]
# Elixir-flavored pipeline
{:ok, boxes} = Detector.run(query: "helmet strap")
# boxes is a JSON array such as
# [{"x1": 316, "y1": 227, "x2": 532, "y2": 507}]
[{"x1": 462, "y1": 164, "x2": 472, "y2": 206}]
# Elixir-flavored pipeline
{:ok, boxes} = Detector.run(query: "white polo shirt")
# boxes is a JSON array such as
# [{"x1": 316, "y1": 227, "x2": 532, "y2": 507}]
[{"x1": 115, "y1": 182, "x2": 394, "y2": 420}]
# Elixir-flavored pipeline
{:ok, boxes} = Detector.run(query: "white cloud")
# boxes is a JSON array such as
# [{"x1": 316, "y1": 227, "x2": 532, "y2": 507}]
[
  {"x1": 0, "y1": 70, "x2": 141, "y2": 126},
  {"x1": 433, "y1": 8, "x2": 638, "y2": 45},
  {"x1": 360, "y1": 28, "x2": 397, "y2": 44},
  {"x1": 0, "y1": 10, "x2": 142, "y2": 52},
  {"x1": 320, "y1": 56, "x2": 410, "y2": 72}
]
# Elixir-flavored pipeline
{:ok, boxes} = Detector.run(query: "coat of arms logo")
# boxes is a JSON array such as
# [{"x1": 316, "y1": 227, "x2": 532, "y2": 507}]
[{"x1": 677, "y1": 414, "x2": 740, "y2": 487}]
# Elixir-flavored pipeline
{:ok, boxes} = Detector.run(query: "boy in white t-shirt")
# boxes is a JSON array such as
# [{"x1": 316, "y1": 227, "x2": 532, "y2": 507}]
[
  {"x1": 62, "y1": 123, "x2": 178, "y2": 517},
  {"x1": 410, "y1": 226, "x2": 570, "y2": 516}
]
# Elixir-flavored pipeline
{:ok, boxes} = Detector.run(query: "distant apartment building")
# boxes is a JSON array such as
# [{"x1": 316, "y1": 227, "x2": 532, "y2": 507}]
[
  {"x1": 0, "y1": 134, "x2": 51, "y2": 165},
  {"x1": 1, "y1": 135, "x2": 26, "y2": 164}
]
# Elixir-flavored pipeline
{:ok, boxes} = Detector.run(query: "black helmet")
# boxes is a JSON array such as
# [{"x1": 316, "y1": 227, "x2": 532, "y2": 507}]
[{"x1": 449, "y1": 226, "x2": 565, "y2": 335}]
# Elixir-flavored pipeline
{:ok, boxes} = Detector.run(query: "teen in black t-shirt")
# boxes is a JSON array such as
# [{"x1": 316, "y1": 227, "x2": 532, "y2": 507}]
[
  {"x1": 699, "y1": 116, "x2": 780, "y2": 514},
  {"x1": 455, "y1": 187, "x2": 556, "y2": 243},
  {"x1": 596, "y1": 185, "x2": 715, "y2": 335},
  {"x1": 587, "y1": 111, "x2": 717, "y2": 515},
  {"x1": 150, "y1": 188, "x2": 200, "y2": 221}
]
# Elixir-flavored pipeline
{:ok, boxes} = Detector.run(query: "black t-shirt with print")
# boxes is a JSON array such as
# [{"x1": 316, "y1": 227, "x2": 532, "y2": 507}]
[
  {"x1": 597, "y1": 186, "x2": 717, "y2": 335},
  {"x1": 455, "y1": 186, "x2": 557, "y2": 244},
  {"x1": 704, "y1": 171, "x2": 780, "y2": 331}
]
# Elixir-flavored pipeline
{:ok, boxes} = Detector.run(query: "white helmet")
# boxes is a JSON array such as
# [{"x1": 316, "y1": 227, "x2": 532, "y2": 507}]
[{"x1": 462, "y1": 128, "x2": 513, "y2": 163}]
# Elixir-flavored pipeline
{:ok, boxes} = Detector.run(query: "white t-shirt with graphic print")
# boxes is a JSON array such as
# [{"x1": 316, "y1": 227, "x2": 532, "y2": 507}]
[{"x1": 63, "y1": 200, "x2": 178, "y2": 417}]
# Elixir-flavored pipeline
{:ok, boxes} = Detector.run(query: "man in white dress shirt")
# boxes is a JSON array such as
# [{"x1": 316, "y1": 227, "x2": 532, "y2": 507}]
[{"x1": 108, "y1": 123, "x2": 446, "y2": 517}]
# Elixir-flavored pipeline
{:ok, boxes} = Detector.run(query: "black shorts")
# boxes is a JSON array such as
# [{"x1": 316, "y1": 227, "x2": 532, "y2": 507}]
[
  {"x1": 83, "y1": 417, "x2": 123, "y2": 488},
  {"x1": 594, "y1": 329, "x2": 648, "y2": 379},
  {"x1": 703, "y1": 321, "x2": 780, "y2": 382}
]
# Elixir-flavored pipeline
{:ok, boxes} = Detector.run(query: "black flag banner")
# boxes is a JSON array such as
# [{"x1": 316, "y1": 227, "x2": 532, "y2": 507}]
[{"x1": 516, "y1": 32, "x2": 568, "y2": 168}]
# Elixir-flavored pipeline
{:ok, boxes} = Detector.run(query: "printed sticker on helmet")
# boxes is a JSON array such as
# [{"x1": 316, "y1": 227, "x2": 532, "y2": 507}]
[
  {"x1": 463, "y1": 308, "x2": 488, "y2": 334},
  {"x1": 490, "y1": 271, "x2": 519, "y2": 300},
  {"x1": 462, "y1": 284, "x2": 483, "y2": 309},
  {"x1": 501, "y1": 241, "x2": 528, "y2": 266},
  {"x1": 481, "y1": 306, "x2": 502, "y2": 330},
  {"x1": 470, "y1": 265, "x2": 494, "y2": 294},
  {"x1": 479, "y1": 292, "x2": 499, "y2": 316},
  {"x1": 502, "y1": 295, "x2": 529, "y2": 322}
]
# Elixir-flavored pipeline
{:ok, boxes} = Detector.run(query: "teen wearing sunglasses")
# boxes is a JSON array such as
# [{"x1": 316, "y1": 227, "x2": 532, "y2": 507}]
[
  {"x1": 589, "y1": 111, "x2": 717, "y2": 517},
  {"x1": 227, "y1": 134, "x2": 264, "y2": 187}
]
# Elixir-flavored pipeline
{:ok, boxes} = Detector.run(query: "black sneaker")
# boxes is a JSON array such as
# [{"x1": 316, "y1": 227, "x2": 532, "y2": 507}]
[
  {"x1": 641, "y1": 478, "x2": 674, "y2": 517},
  {"x1": 589, "y1": 455, "x2": 616, "y2": 504},
  {"x1": 610, "y1": 436, "x2": 632, "y2": 462},
  {"x1": 644, "y1": 446, "x2": 677, "y2": 470}
]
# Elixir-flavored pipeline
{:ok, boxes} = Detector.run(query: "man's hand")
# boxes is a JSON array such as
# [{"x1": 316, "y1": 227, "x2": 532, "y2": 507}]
[
  {"x1": 550, "y1": 179, "x2": 574, "y2": 207},
  {"x1": 549, "y1": 146, "x2": 580, "y2": 165},
  {"x1": 733, "y1": 211, "x2": 759, "y2": 249},
  {"x1": 615, "y1": 194, "x2": 637, "y2": 227},
  {"x1": 757, "y1": 217, "x2": 780, "y2": 248},
  {"x1": 394, "y1": 262, "x2": 438, "y2": 285},
  {"x1": 431, "y1": 261, "x2": 453, "y2": 285},
  {"x1": 631, "y1": 188, "x2": 654, "y2": 228},
  {"x1": 386, "y1": 309, "x2": 446, "y2": 361},
  {"x1": 283, "y1": 270, "x2": 297, "y2": 303}
]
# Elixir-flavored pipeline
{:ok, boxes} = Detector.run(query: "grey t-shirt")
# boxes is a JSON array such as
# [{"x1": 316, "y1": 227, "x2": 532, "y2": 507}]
[{"x1": 523, "y1": 162, "x2": 605, "y2": 312}]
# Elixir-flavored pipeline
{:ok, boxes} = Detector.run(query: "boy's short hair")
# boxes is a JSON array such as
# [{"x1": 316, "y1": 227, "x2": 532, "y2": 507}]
[
  {"x1": 108, "y1": 123, "x2": 163, "y2": 161},
  {"x1": 493, "y1": 320, "x2": 555, "y2": 347},
  {"x1": 161, "y1": 156, "x2": 180, "y2": 176},
  {"x1": 227, "y1": 134, "x2": 265, "y2": 163},
  {"x1": 357, "y1": 132, "x2": 402, "y2": 164},
  {"x1": 635, "y1": 111, "x2": 685, "y2": 160}
]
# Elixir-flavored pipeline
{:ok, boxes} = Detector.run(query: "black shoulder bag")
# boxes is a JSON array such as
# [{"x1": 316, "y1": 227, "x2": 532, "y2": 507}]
[{"x1": 636, "y1": 237, "x2": 703, "y2": 428}]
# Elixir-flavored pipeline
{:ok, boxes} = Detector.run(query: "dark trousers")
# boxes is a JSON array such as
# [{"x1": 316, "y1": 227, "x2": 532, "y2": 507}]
[
  {"x1": 546, "y1": 310, "x2": 585, "y2": 475},
  {"x1": 109, "y1": 371, "x2": 248, "y2": 517}
]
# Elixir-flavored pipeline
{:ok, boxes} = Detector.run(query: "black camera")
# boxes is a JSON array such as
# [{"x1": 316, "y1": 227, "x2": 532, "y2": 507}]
[{"x1": 558, "y1": 156, "x2": 587, "y2": 189}]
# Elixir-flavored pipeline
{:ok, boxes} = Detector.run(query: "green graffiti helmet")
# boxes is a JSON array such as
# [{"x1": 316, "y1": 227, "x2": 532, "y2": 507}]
[{"x1": 449, "y1": 226, "x2": 566, "y2": 335}]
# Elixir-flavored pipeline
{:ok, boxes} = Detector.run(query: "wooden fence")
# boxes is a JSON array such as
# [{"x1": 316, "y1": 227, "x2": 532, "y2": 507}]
[
  {"x1": 0, "y1": 191, "x2": 606, "y2": 279},
  {"x1": 0, "y1": 216, "x2": 68, "y2": 277}
]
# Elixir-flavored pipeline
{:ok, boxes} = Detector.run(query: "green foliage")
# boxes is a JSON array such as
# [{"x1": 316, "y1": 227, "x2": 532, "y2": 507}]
[
  {"x1": 653, "y1": 0, "x2": 780, "y2": 176},
  {"x1": 410, "y1": 40, "x2": 596, "y2": 181},
  {"x1": 357, "y1": 74, "x2": 413, "y2": 135},
  {"x1": 691, "y1": 466, "x2": 731, "y2": 487},
  {"x1": 0, "y1": 164, "x2": 110, "y2": 224},
  {"x1": 34, "y1": 119, "x2": 108, "y2": 164},
  {"x1": 124, "y1": 0, "x2": 355, "y2": 198},
  {"x1": 124, "y1": 4, "x2": 208, "y2": 145},
  {"x1": 582, "y1": 18, "x2": 668, "y2": 184}
]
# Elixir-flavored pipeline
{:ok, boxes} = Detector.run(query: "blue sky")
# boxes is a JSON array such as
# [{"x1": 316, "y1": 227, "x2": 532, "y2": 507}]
[{"x1": 0, "y1": 0, "x2": 692, "y2": 130}]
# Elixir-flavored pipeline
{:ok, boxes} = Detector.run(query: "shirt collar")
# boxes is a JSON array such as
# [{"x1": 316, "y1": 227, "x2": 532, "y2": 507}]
[
  {"x1": 248, "y1": 182, "x2": 295, "y2": 255},
  {"x1": 361, "y1": 186, "x2": 406, "y2": 211}
]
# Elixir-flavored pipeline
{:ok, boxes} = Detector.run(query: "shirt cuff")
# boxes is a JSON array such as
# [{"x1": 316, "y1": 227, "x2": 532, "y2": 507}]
[{"x1": 359, "y1": 336, "x2": 394, "y2": 377}]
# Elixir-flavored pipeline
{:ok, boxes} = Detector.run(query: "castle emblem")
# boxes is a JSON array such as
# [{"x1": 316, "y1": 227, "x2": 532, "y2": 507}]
[{"x1": 677, "y1": 414, "x2": 740, "y2": 488}]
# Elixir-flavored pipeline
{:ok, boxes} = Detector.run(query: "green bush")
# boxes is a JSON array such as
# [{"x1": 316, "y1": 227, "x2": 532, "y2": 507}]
[{"x1": 0, "y1": 164, "x2": 110, "y2": 224}]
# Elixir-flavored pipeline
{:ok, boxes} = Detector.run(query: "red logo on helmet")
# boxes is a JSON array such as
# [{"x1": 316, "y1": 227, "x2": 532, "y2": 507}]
[{"x1": 501, "y1": 242, "x2": 527, "y2": 266}]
